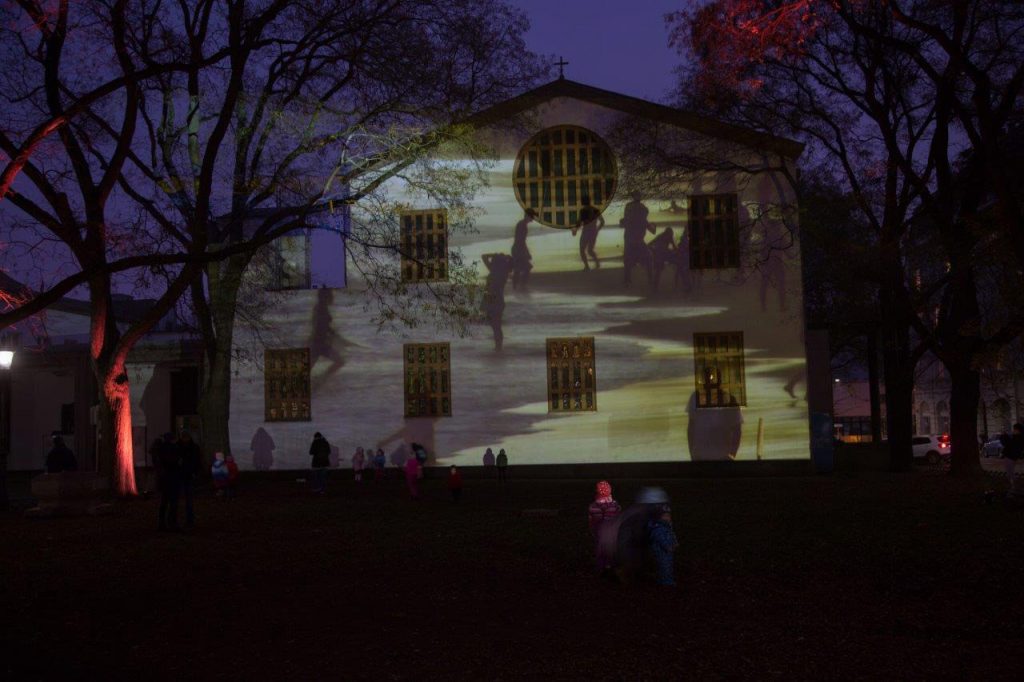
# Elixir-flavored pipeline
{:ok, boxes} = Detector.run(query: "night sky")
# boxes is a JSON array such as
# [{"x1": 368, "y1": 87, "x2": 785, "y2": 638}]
[{"x1": 509, "y1": 0, "x2": 681, "y2": 101}]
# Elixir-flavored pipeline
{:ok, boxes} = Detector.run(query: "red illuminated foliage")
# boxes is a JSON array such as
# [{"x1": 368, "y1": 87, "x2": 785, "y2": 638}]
[{"x1": 668, "y1": 0, "x2": 829, "y2": 102}]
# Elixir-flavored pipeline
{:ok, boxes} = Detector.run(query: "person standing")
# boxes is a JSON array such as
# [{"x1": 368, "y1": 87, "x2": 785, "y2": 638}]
[
  {"x1": 648, "y1": 508, "x2": 680, "y2": 587},
  {"x1": 511, "y1": 208, "x2": 536, "y2": 290},
  {"x1": 1001, "y1": 423, "x2": 1024, "y2": 497},
  {"x1": 178, "y1": 431, "x2": 201, "y2": 529},
  {"x1": 156, "y1": 433, "x2": 181, "y2": 531},
  {"x1": 211, "y1": 452, "x2": 229, "y2": 497},
  {"x1": 447, "y1": 465, "x2": 464, "y2": 502},
  {"x1": 496, "y1": 448, "x2": 508, "y2": 481},
  {"x1": 588, "y1": 481, "x2": 622, "y2": 574},
  {"x1": 352, "y1": 447, "x2": 366, "y2": 482},
  {"x1": 482, "y1": 447, "x2": 495, "y2": 469},
  {"x1": 373, "y1": 448, "x2": 386, "y2": 482},
  {"x1": 309, "y1": 432, "x2": 331, "y2": 494},
  {"x1": 224, "y1": 453, "x2": 240, "y2": 498},
  {"x1": 572, "y1": 197, "x2": 604, "y2": 271},
  {"x1": 404, "y1": 455, "x2": 422, "y2": 500},
  {"x1": 45, "y1": 435, "x2": 78, "y2": 473}
]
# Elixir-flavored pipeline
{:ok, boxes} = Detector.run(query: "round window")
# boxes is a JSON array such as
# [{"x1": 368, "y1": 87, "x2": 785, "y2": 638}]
[{"x1": 512, "y1": 125, "x2": 618, "y2": 229}]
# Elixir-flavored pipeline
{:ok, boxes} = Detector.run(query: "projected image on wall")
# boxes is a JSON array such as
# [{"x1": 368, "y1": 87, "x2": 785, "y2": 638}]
[{"x1": 229, "y1": 116, "x2": 810, "y2": 469}]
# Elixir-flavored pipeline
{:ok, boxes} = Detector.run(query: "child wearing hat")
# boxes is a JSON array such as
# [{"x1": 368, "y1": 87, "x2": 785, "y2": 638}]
[
  {"x1": 648, "y1": 507, "x2": 679, "y2": 586},
  {"x1": 588, "y1": 480, "x2": 621, "y2": 573}
]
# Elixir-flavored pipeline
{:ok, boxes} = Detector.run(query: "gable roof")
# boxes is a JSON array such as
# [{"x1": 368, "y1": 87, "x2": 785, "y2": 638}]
[{"x1": 465, "y1": 78, "x2": 804, "y2": 159}]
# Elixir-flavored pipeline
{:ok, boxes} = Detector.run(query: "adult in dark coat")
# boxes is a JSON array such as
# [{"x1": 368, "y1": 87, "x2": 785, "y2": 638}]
[
  {"x1": 309, "y1": 432, "x2": 331, "y2": 494},
  {"x1": 156, "y1": 433, "x2": 181, "y2": 531},
  {"x1": 177, "y1": 431, "x2": 201, "y2": 528},
  {"x1": 1000, "y1": 423, "x2": 1024, "y2": 497},
  {"x1": 45, "y1": 435, "x2": 77, "y2": 473},
  {"x1": 613, "y1": 487, "x2": 671, "y2": 583}
]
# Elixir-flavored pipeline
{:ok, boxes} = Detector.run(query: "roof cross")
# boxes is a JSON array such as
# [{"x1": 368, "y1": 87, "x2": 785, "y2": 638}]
[{"x1": 555, "y1": 56, "x2": 569, "y2": 80}]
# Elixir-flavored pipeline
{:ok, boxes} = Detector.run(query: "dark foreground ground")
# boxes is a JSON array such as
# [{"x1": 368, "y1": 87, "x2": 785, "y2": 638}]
[{"x1": 2, "y1": 471, "x2": 1024, "y2": 681}]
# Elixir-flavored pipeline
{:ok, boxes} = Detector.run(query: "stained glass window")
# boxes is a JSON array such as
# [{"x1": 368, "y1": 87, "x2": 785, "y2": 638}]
[
  {"x1": 689, "y1": 194, "x2": 740, "y2": 269},
  {"x1": 400, "y1": 209, "x2": 448, "y2": 282},
  {"x1": 692, "y1": 332, "x2": 747, "y2": 408},
  {"x1": 546, "y1": 337, "x2": 597, "y2": 412},
  {"x1": 514, "y1": 126, "x2": 618, "y2": 229},
  {"x1": 264, "y1": 348, "x2": 312, "y2": 421},
  {"x1": 404, "y1": 342, "x2": 452, "y2": 417}
]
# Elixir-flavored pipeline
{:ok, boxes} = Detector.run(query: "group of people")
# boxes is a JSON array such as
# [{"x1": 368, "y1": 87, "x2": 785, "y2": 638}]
[
  {"x1": 349, "y1": 446, "x2": 390, "y2": 483},
  {"x1": 151, "y1": 430, "x2": 203, "y2": 531},
  {"x1": 587, "y1": 482, "x2": 679, "y2": 587},
  {"x1": 481, "y1": 195, "x2": 693, "y2": 351},
  {"x1": 481, "y1": 447, "x2": 509, "y2": 480}
]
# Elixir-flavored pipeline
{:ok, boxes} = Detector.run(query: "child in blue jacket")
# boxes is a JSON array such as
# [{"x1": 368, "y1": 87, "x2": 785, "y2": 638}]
[{"x1": 648, "y1": 507, "x2": 679, "y2": 586}]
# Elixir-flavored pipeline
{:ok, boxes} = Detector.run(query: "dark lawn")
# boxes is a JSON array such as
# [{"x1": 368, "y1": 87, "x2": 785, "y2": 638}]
[{"x1": 2, "y1": 472, "x2": 1024, "y2": 681}]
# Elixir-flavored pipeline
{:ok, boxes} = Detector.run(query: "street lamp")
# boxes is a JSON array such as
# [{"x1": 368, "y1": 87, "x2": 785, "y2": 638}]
[{"x1": 0, "y1": 333, "x2": 14, "y2": 512}]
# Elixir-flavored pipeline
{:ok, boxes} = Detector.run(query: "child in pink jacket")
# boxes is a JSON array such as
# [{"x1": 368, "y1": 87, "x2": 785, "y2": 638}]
[
  {"x1": 404, "y1": 456, "x2": 421, "y2": 499},
  {"x1": 588, "y1": 480, "x2": 621, "y2": 573}
]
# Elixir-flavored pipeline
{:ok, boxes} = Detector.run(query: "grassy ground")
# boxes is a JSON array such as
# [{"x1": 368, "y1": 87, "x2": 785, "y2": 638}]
[{"x1": 2, "y1": 471, "x2": 1023, "y2": 681}]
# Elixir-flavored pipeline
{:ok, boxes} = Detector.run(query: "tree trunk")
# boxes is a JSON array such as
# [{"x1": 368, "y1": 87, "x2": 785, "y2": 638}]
[
  {"x1": 96, "y1": 357, "x2": 137, "y2": 496},
  {"x1": 867, "y1": 330, "x2": 883, "y2": 442},
  {"x1": 878, "y1": 253, "x2": 914, "y2": 471},
  {"x1": 948, "y1": 362, "x2": 982, "y2": 477},
  {"x1": 197, "y1": 255, "x2": 248, "y2": 461}
]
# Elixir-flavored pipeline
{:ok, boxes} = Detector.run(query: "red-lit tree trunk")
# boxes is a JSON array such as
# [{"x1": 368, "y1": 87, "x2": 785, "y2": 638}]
[
  {"x1": 89, "y1": 279, "x2": 138, "y2": 496},
  {"x1": 96, "y1": 359, "x2": 137, "y2": 496}
]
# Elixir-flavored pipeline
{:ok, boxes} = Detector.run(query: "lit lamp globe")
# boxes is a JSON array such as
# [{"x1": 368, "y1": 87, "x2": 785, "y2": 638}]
[{"x1": 0, "y1": 349, "x2": 13, "y2": 370}]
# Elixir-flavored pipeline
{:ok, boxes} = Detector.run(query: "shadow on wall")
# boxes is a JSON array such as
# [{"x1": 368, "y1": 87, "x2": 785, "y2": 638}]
[
  {"x1": 685, "y1": 391, "x2": 743, "y2": 461},
  {"x1": 251, "y1": 427, "x2": 275, "y2": 470},
  {"x1": 378, "y1": 417, "x2": 439, "y2": 463}
]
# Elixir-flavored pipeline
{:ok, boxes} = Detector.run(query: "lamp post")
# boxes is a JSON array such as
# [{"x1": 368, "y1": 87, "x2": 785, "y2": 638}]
[{"x1": 0, "y1": 334, "x2": 14, "y2": 512}]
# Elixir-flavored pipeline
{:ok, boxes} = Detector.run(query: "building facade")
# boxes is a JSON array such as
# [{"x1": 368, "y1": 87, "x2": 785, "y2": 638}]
[{"x1": 222, "y1": 80, "x2": 813, "y2": 470}]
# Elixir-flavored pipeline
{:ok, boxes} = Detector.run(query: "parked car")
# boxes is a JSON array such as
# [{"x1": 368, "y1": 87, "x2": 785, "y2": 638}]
[
  {"x1": 982, "y1": 437, "x2": 1004, "y2": 458},
  {"x1": 912, "y1": 434, "x2": 951, "y2": 464}
]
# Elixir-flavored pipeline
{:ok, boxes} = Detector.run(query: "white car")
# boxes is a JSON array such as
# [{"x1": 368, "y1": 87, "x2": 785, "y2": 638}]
[{"x1": 912, "y1": 435, "x2": 951, "y2": 465}]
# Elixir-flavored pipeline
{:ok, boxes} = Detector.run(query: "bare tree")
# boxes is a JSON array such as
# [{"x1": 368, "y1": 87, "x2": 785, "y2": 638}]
[
  {"x1": 669, "y1": 0, "x2": 1024, "y2": 474},
  {"x1": 94, "y1": 0, "x2": 547, "y2": 461}
]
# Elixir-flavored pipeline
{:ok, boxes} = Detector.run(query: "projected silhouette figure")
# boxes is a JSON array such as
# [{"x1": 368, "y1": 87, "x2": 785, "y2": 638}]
[
  {"x1": 572, "y1": 197, "x2": 604, "y2": 271},
  {"x1": 511, "y1": 208, "x2": 536, "y2": 291},
  {"x1": 621, "y1": 192, "x2": 655, "y2": 287},
  {"x1": 309, "y1": 287, "x2": 352, "y2": 387},
  {"x1": 673, "y1": 231, "x2": 693, "y2": 292},
  {"x1": 481, "y1": 253, "x2": 514, "y2": 351},
  {"x1": 648, "y1": 228, "x2": 677, "y2": 293}
]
